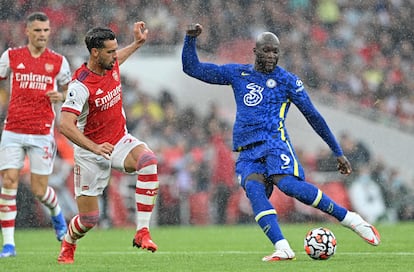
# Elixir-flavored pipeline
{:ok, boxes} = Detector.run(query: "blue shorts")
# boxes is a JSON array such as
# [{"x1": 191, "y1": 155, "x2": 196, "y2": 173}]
[{"x1": 235, "y1": 140, "x2": 305, "y2": 189}]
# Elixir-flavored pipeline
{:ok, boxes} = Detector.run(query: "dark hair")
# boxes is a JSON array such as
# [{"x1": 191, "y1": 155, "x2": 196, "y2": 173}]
[
  {"x1": 26, "y1": 12, "x2": 49, "y2": 24},
  {"x1": 84, "y1": 27, "x2": 116, "y2": 53}
]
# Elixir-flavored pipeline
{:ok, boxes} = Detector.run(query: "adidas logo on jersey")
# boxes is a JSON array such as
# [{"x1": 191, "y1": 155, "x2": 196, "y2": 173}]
[
  {"x1": 17, "y1": 63, "x2": 25, "y2": 69},
  {"x1": 96, "y1": 88, "x2": 104, "y2": 95}
]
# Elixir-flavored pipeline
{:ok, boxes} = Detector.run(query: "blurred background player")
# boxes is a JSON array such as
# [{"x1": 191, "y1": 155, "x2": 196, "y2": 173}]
[
  {"x1": 57, "y1": 21, "x2": 159, "y2": 264},
  {"x1": 182, "y1": 24, "x2": 380, "y2": 262},
  {"x1": 0, "y1": 11, "x2": 70, "y2": 258}
]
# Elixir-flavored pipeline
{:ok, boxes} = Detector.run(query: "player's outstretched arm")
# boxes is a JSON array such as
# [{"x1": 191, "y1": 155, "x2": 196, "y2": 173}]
[
  {"x1": 117, "y1": 21, "x2": 148, "y2": 65},
  {"x1": 182, "y1": 23, "x2": 229, "y2": 85}
]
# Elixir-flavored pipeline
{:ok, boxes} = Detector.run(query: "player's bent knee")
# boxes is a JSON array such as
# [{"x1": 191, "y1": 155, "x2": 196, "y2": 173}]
[{"x1": 136, "y1": 150, "x2": 158, "y2": 171}]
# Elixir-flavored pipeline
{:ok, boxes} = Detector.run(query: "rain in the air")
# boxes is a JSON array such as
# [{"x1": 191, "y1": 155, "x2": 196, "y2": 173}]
[{"x1": 0, "y1": 0, "x2": 413, "y2": 269}]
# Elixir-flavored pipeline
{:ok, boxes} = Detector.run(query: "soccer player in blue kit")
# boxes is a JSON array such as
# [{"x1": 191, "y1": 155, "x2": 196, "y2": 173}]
[{"x1": 182, "y1": 24, "x2": 381, "y2": 261}]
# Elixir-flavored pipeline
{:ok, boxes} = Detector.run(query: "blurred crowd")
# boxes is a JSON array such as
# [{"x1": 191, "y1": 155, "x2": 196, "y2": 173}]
[
  {"x1": 0, "y1": 0, "x2": 413, "y2": 227},
  {"x1": 0, "y1": 0, "x2": 413, "y2": 131},
  {"x1": 10, "y1": 79, "x2": 414, "y2": 228}
]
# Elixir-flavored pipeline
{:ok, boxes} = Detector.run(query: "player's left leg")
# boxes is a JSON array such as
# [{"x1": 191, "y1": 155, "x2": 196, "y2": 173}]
[
  {"x1": 31, "y1": 173, "x2": 67, "y2": 241},
  {"x1": 131, "y1": 149, "x2": 159, "y2": 252},
  {"x1": 274, "y1": 175, "x2": 380, "y2": 245},
  {"x1": 113, "y1": 136, "x2": 159, "y2": 252},
  {"x1": 29, "y1": 134, "x2": 67, "y2": 241}
]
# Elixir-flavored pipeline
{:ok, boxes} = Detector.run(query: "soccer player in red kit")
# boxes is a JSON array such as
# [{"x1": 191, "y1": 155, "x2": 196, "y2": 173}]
[
  {"x1": 0, "y1": 12, "x2": 70, "y2": 258},
  {"x1": 57, "y1": 22, "x2": 159, "y2": 264}
]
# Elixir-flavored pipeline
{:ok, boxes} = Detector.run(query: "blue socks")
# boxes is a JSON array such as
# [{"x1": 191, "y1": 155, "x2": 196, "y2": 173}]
[
  {"x1": 276, "y1": 175, "x2": 347, "y2": 221},
  {"x1": 244, "y1": 176, "x2": 348, "y2": 246},
  {"x1": 245, "y1": 180, "x2": 284, "y2": 244}
]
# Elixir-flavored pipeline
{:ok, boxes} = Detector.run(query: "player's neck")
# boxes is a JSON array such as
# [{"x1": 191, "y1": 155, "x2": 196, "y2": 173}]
[
  {"x1": 27, "y1": 44, "x2": 46, "y2": 58},
  {"x1": 86, "y1": 63, "x2": 106, "y2": 76}
]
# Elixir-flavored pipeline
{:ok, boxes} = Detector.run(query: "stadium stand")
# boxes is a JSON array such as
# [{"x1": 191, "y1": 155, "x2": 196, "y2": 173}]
[{"x1": 0, "y1": 0, "x2": 413, "y2": 226}]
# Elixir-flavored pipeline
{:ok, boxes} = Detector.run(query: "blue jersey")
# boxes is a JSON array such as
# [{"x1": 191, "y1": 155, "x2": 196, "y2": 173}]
[{"x1": 182, "y1": 35, "x2": 343, "y2": 158}]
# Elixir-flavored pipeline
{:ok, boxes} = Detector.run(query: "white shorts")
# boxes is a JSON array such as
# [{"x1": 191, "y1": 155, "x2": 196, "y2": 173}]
[
  {"x1": 73, "y1": 133, "x2": 146, "y2": 197},
  {"x1": 0, "y1": 130, "x2": 56, "y2": 175}
]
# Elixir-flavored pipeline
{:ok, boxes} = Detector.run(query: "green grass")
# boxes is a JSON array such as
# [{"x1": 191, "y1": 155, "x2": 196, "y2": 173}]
[{"x1": 1, "y1": 222, "x2": 414, "y2": 272}]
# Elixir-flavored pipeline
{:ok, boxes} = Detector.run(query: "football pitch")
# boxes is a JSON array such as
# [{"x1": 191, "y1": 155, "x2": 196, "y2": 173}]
[{"x1": 1, "y1": 222, "x2": 413, "y2": 272}]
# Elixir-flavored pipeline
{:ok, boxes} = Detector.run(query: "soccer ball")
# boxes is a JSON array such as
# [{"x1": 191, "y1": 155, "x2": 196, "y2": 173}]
[{"x1": 304, "y1": 227, "x2": 337, "y2": 260}]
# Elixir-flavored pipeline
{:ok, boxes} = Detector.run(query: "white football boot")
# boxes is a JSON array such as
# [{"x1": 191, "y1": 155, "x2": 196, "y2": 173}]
[
  {"x1": 262, "y1": 239, "x2": 296, "y2": 262},
  {"x1": 341, "y1": 211, "x2": 381, "y2": 246}
]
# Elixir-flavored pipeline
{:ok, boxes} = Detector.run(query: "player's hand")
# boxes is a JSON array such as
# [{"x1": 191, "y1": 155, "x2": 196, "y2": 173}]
[
  {"x1": 186, "y1": 23, "x2": 202, "y2": 37},
  {"x1": 95, "y1": 142, "x2": 114, "y2": 160},
  {"x1": 46, "y1": 90, "x2": 65, "y2": 103},
  {"x1": 336, "y1": 155, "x2": 352, "y2": 176},
  {"x1": 133, "y1": 21, "x2": 148, "y2": 47}
]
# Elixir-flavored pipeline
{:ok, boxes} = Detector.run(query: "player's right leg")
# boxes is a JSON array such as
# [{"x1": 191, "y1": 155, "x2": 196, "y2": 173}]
[
  {"x1": 236, "y1": 152, "x2": 296, "y2": 261},
  {"x1": 58, "y1": 197, "x2": 100, "y2": 264},
  {"x1": 0, "y1": 132, "x2": 28, "y2": 257},
  {"x1": 237, "y1": 152, "x2": 295, "y2": 261},
  {"x1": 0, "y1": 171, "x2": 18, "y2": 258},
  {"x1": 58, "y1": 149, "x2": 110, "y2": 264},
  {"x1": 244, "y1": 179, "x2": 295, "y2": 261},
  {"x1": 0, "y1": 169, "x2": 20, "y2": 258}
]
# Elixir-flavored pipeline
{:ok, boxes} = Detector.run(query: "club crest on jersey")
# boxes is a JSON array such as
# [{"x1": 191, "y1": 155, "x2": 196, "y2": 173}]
[
  {"x1": 45, "y1": 63, "x2": 54, "y2": 73},
  {"x1": 112, "y1": 70, "x2": 119, "y2": 82},
  {"x1": 266, "y1": 79, "x2": 276, "y2": 88},
  {"x1": 244, "y1": 82, "x2": 264, "y2": 106}
]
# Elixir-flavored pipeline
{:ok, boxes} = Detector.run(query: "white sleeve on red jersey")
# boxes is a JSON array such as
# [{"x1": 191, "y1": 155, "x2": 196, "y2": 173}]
[
  {"x1": 0, "y1": 49, "x2": 10, "y2": 79},
  {"x1": 56, "y1": 56, "x2": 72, "y2": 87},
  {"x1": 61, "y1": 80, "x2": 89, "y2": 114}
]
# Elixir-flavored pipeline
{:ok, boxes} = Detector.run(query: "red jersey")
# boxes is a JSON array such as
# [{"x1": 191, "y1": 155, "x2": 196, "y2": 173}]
[
  {"x1": 0, "y1": 47, "x2": 71, "y2": 135},
  {"x1": 61, "y1": 62, "x2": 127, "y2": 145}
]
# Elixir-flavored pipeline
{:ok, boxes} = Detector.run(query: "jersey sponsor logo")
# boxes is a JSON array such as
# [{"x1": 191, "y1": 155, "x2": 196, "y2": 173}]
[
  {"x1": 94, "y1": 84, "x2": 122, "y2": 111},
  {"x1": 266, "y1": 79, "x2": 276, "y2": 88},
  {"x1": 15, "y1": 72, "x2": 53, "y2": 90},
  {"x1": 241, "y1": 71, "x2": 250, "y2": 76},
  {"x1": 17, "y1": 63, "x2": 25, "y2": 69},
  {"x1": 243, "y1": 82, "x2": 264, "y2": 106}
]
